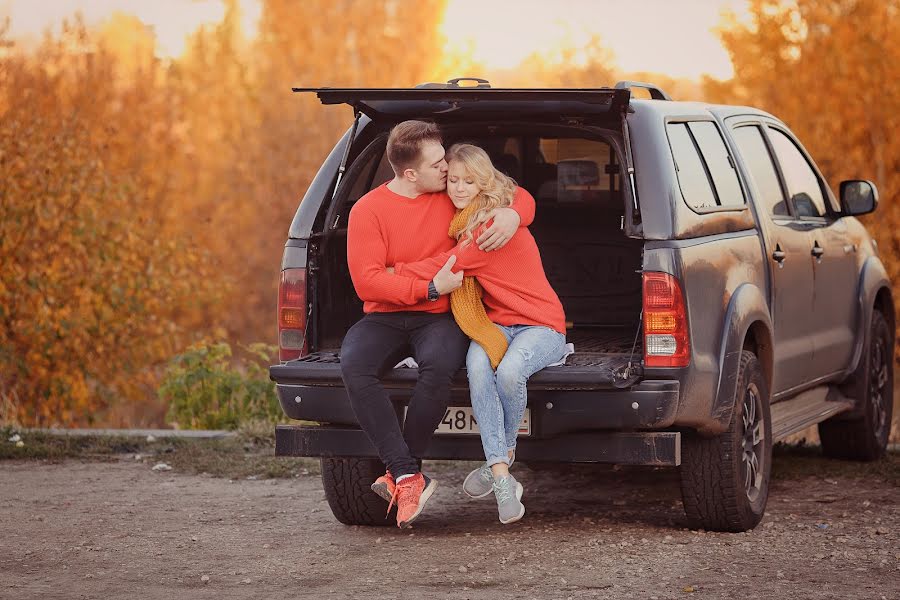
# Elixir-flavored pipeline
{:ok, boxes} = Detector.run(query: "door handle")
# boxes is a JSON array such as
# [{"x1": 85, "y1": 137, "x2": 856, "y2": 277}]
[
  {"x1": 772, "y1": 248, "x2": 786, "y2": 263},
  {"x1": 811, "y1": 245, "x2": 824, "y2": 258}
]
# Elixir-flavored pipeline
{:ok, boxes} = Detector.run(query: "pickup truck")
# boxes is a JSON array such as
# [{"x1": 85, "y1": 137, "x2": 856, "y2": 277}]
[{"x1": 269, "y1": 79, "x2": 894, "y2": 532}]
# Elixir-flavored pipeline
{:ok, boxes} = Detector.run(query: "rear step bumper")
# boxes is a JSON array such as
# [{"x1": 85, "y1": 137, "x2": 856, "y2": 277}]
[
  {"x1": 275, "y1": 379, "x2": 680, "y2": 434},
  {"x1": 276, "y1": 426, "x2": 681, "y2": 466}
]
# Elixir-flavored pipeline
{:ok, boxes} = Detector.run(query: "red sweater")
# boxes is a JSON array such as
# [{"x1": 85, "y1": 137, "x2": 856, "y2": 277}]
[
  {"x1": 347, "y1": 184, "x2": 535, "y2": 314},
  {"x1": 394, "y1": 214, "x2": 566, "y2": 334}
]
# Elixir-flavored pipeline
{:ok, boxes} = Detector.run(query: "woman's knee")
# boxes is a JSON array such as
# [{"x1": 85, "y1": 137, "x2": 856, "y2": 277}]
[
  {"x1": 495, "y1": 356, "x2": 527, "y2": 393},
  {"x1": 465, "y1": 345, "x2": 493, "y2": 381}
]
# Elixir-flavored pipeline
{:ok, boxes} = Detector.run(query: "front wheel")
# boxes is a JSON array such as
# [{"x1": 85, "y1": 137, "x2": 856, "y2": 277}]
[
  {"x1": 320, "y1": 457, "x2": 395, "y2": 526},
  {"x1": 819, "y1": 310, "x2": 893, "y2": 461},
  {"x1": 679, "y1": 350, "x2": 772, "y2": 532}
]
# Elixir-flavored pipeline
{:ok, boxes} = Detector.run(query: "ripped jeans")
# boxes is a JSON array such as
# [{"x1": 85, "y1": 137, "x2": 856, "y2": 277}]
[{"x1": 466, "y1": 324, "x2": 567, "y2": 467}]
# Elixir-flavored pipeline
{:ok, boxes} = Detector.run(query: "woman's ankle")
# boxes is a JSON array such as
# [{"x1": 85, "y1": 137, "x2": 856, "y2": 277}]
[{"x1": 490, "y1": 463, "x2": 510, "y2": 479}]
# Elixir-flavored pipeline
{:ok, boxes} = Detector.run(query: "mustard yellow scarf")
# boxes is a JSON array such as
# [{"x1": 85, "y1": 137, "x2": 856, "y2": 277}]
[{"x1": 448, "y1": 204, "x2": 508, "y2": 369}]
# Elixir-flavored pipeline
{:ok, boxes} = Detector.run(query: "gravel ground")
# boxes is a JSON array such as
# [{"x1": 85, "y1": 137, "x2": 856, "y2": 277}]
[{"x1": 1, "y1": 456, "x2": 898, "y2": 600}]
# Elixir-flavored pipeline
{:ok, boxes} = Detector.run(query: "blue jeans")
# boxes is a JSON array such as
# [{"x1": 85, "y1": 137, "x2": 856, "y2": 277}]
[{"x1": 466, "y1": 324, "x2": 566, "y2": 467}]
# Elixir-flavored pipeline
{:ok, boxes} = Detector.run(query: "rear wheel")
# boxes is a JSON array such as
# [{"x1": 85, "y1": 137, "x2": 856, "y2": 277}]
[
  {"x1": 680, "y1": 350, "x2": 772, "y2": 532},
  {"x1": 819, "y1": 310, "x2": 893, "y2": 461},
  {"x1": 320, "y1": 457, "x2": 395, "y2": 526}
]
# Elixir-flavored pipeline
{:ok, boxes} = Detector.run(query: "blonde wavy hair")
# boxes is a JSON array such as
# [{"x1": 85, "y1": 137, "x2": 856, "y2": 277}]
[{"x1": 446, "y1": 143, "x2": 517, "y2": 243}]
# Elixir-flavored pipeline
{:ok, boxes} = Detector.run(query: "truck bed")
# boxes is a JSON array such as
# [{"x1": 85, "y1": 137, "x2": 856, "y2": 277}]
[{"x1": 270, "y1": 327, "x2": 643, "y2": 390}]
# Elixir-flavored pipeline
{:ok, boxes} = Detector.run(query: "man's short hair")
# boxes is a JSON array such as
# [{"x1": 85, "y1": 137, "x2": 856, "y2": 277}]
[{"x1": 386, "y1": 120, "x2": 442, "y2": 176}]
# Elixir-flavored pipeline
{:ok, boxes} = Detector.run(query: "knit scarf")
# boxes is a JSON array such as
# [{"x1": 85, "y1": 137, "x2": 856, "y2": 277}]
[{"x1": 447, "y1": 203, "x2": 509, "y2": 369}]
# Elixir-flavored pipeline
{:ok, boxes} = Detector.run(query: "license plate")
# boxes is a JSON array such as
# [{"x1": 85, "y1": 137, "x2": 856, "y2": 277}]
[{"x1": 432, "y1": 406, "x2": 531, "y2": 436}]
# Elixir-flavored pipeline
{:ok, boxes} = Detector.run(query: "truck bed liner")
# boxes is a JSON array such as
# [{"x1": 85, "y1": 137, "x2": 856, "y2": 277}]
[{"x1": 270, "y1": 327, "x2": 643, "y2": 389}]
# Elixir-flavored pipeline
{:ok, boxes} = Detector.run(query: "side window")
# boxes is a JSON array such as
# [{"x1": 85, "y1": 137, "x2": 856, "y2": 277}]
[
  {"x1": 345, "y1": 147, "x2": 386, "y2": 208},
  {"x1": 687, "y1": 122, "x2": 744, "y2": 206},
  {"x1": 731, "y1": 126, "x2": 788, "y2": 217},
  {"x1": 767, "y1": 128, "x2": 827, "y2": 218},
  {"x1": 666, "y1": 123, "x2": 717, "y2": 209}
]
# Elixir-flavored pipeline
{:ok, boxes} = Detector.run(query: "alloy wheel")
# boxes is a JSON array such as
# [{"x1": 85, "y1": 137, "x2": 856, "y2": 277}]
[{"x1": 741, "y1": 383, "x2": 765, "y2": 503}]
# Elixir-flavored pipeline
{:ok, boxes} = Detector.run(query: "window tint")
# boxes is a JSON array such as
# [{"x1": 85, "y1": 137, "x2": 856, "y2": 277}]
[
  {"x1": 346, "y1": 149, "x2": 383, "y2": 205},
  {"x1": 533, "y1": 138, "x2": 617, "y2": 204},
  {"x1": 731, "y1": 126, "x2": 788, "y2": 216},
  {"x1": 767, "y1": 128, "x2": 827, "y2": 218},
  {"x1": 666, "y1": 123, "x2": 717, "y2": 209},
  {"x1": 687, "y1": 122, "x2": 744, "y2": 206},
  {"x1": 353, "y1": 136, "x2": 620, "y2": 208}
]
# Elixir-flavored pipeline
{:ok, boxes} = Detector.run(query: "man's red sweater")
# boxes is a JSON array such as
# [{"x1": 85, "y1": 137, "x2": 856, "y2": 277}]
[
  {"x1": 394, "y1": 219, "x2": 566, "y2": 334},
  {"x1": 347, "y1": 184, "x2": 535, "y2": 314}
]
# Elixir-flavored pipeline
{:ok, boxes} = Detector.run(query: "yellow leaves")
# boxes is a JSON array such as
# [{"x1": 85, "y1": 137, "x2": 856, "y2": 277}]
[{"x1": 0, "y1": 21, "x2": 220, "y2": 427}]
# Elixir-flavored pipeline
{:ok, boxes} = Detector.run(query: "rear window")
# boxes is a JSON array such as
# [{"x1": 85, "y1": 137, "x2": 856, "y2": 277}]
[
  {"x1": 666, "y1": 121, "x2": 745, "y2": 211},
  {"x1": 534, "y1": 138, "x2": 620, "y2": 205},
  {"x1": 346, "y1": 133, "x2": 622, "y2": 210}
]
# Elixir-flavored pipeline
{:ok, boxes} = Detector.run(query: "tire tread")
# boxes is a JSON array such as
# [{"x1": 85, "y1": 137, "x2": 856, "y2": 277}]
[
  {"x1": 680, "y1": 351, "x2": 771, "y2": 532},
  {"x1": 321, "y1": 457, "x2": 395, "y2": 526}
]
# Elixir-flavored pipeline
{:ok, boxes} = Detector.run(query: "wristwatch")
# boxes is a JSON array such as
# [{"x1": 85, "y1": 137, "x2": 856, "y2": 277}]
[{"x1": 427, "y1": 280, "x2": 439, "y2": 302}]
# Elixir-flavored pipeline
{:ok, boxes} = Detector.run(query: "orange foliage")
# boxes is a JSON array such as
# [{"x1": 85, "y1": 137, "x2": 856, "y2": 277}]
[
  {"x1": 0, "y1": 18, "x2": 221, "y2": 426},
  {"x1": 0, "y1": 1, "x2": 447, "y2": 427}
]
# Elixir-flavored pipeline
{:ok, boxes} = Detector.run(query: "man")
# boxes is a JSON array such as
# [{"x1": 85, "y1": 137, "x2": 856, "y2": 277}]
[{"x1": 342, "y1": 120, "x2": 534, "y2": 528}]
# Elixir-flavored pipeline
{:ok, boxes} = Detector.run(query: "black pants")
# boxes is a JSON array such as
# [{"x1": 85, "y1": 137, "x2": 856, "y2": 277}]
[{"x1": 340, "y1": 312, "x2": 469, "y2": 478}]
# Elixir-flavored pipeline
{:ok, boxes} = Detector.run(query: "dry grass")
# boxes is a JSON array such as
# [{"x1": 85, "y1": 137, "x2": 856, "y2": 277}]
[{"x1": 0, "y1": 427, "x2": 319, "y2": 480}]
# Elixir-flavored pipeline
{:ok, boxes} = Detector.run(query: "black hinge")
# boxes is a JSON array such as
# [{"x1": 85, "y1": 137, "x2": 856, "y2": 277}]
[
  {"x1": 622, "y1": 113, "x2": 640, "y2": 220},
  {"x1": 332, "y1": 108, "x2": 362, "y2": 203}
]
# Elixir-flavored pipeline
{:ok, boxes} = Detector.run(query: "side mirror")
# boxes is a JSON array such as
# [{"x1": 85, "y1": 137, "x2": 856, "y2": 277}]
[{"x1": 840, "y1": 180, "x2": 878, "y2": 216}]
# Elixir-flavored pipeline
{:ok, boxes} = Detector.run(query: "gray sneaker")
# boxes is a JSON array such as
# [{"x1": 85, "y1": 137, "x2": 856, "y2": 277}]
[
  {"x1": 462, "y1": 463, "x2": 494, "y2": 498},
  {"x1": 462, "y1": 452, "x2": 516, "y2": 499},
  {"x1": 493, "y1": 474, "x2": 525, "y2": 524}
]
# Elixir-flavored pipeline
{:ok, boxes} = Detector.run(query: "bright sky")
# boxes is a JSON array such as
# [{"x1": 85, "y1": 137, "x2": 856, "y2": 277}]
[
  {"x1": 441, "y1": 0, "x2": 750, "y2": 80},
  {"x1": 0, "y1": 0, "x2": 748, "y2": 80}
]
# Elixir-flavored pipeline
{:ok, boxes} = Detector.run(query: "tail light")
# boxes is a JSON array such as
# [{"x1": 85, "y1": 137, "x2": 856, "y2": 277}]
[
  {"x1": 278, "y1": 268, "x2": 307, "y2": 361},
  {"x1": 642, "y1": 272, "x2": 690, "y2": 368}
]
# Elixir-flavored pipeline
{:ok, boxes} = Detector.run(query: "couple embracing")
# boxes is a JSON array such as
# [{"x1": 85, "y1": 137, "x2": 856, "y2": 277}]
[{"x1": 342, "y1": 120, "x2": 566, "y2": 528}]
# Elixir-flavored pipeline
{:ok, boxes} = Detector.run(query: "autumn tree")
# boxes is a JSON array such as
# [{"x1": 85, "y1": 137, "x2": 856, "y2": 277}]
[
  {"x1": 187, "y1": 0, "x2": 450, "y2": 344},
  {"x1": 505, "y1": 35, "x2": 616, "y2": 88},
  {"x1": 0, "y1": 18, "x2": 220, "y2": 426},
  {"x1": 0, "y1": 0, "x2": 450, "y2": 427}
]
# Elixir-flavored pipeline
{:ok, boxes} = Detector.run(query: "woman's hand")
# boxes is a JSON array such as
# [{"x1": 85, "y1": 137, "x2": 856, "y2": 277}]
[
  {"x1": 432, "y1": 255, "x2": 463, "y2": 294},
  {"x1": 476, "y1": 207, "x2": 520, "y2": 251}
]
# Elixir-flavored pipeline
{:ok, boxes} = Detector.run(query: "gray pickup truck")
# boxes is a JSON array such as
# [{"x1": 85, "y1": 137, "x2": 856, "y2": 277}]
[{"x1": 270, "y1": 79, "x2": 894, "y2": 532}]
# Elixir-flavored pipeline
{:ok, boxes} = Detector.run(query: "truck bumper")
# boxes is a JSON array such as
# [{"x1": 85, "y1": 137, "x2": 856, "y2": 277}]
[
  {"x1": 275, "y1": 426, "x2": 681, "y2": 466},
  {"x1": 274, "y1": 380, "x2": 681, "y2": 466},
  {"x1": 276, "y1": 379, "x2": 680, "y2": 434}
]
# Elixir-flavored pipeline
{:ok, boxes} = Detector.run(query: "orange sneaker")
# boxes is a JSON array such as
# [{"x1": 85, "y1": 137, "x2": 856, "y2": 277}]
[
  {"x1": 370, "y1": 471, "x2": 395, "y2": 503},
  {"x1": 388, "y1": 473, "x2": 437, "y2": 528}
]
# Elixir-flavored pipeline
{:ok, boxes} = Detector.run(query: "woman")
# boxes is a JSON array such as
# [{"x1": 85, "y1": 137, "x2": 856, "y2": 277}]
[{"x1": 392, "y1": 143, "x2": 567, "y2": 524}]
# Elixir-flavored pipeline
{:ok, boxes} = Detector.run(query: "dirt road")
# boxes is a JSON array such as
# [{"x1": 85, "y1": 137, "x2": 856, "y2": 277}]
[{"x1": 2, "y1": 456, "x2": 898, "y2": 600}]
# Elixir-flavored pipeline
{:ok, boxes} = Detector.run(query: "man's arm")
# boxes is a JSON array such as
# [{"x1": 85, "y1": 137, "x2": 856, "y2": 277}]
[
  {"x1": 346, "y1": 206, "x2": 430, "y2": 305},
  {"x1": 476, "y1": 186, "x2": 536, "y2": 251}
]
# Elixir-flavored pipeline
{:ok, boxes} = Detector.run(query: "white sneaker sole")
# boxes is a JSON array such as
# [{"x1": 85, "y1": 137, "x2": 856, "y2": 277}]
[
  {"x1": 398, "y1": 478, "x2": 438, "y2": 529},
  {"x1": 370, "y1": 481, "x2": 392, "y2": 503}
]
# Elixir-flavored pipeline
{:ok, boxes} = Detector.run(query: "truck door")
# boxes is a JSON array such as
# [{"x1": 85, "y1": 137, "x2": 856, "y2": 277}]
[
  {"x1": 730, "y1": 123, "x2": 816, "y2": 394},
  {"x1": 766, "y1": 126, "x2": 857, "y2": 378}
]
